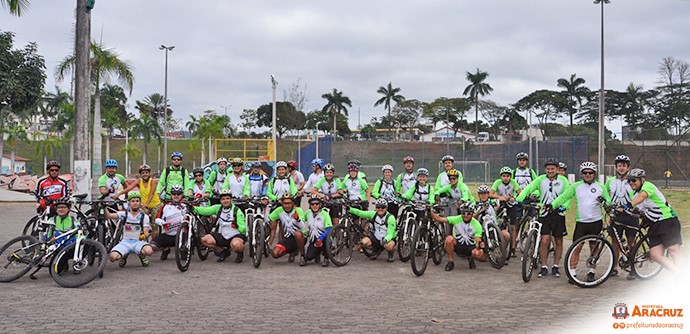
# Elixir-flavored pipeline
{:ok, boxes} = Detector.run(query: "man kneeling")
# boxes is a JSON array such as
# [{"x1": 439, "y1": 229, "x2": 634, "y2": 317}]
[
  {"x1": 431, "y1": 203, "x2": 485, "y2": 271},
  {"x1": 194, "y1": 189, "x2": 246, "y2": 263},
  {"x1": 105, "y1": 192, "x2": 154, "y2": 267}
]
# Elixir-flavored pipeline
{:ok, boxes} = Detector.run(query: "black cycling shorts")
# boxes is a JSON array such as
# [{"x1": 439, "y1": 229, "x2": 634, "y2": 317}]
[
  {"x1": 326, "y1": 202, "x2": 341, "y2": 219},
  {"x1": 572, "y1": 220, "x2": 603, "y2": 241},
  {"x1": 648, "y1": 217, "x2": 682, "y2": 248},
  {"x1": 151, "y1": 234, "x2": 176, "y2": 249},
  {"x1": 211, "y1": 233, "x2": 247, "y2": 248},
  {"x1": 454, "y1": 243, "x2": 474, "y2": 256},
  {"x1": 275, "y1": 235, "x2": 304, "y2": 254},
  {"x1": 539, "y1": 211, "x2": 567, "y2": 237},
  {"x1": 611, "y1": 212, "x2": 640, "y2": 237}
]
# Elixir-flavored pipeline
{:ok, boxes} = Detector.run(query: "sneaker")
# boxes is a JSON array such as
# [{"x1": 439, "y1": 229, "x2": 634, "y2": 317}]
[
  {"x1": 288, "y1": 252, "x2": 296, "y2": 263},
  {"x1": 160, "y1": 248, "x2": 170, "y2": 261},
  {"x1": 217, "y1": 249, "x2": 230, "y2": 262},
  {"x1": 138, "y1": 254, "x2": 149, "y2": 267},
  {"x1": 610, "y1": 268, "x2": 618, "y2": 277},
  {"x1": 321, "y1": 259, "x2": 329, "y2": 267},
  {"x1": 445, "y1": 261, "x2": 455, "y2": 271},
  {"x1": 586, "y1": 272, "x2": 596, "y2": 282},
  {"x1": 626, "y1": 272, "x2": 636, "y2": 280},
  {"x1": 387, "y1": 252, "x2": 394, "y2": 263},
  {"x1": 551, "y1": 266, "x2": 560, "y2": 277},
  {"x1": 468, "y1": 257, "x2": 476, "y2": 269},
  {"x1": 299, "y1": 256, "x2": 307, "y2": 267},
  {"x1": 370, "y1": 249, "x2": 381, "y2": 260},
  {"x1": 235, "y1": 252, "x2": 244, "y2": 263},
  {"x1": 537, "y1": 267, "x2": 548, "y2": 278},
  {"x1": 118, "y1": 254, "x2": 128, "y2": 268},
  {"x1": 315, "y1": 254, "x2": 321, "y2": 264},
  {"x1": 510, "y1": 249, "x2": 517, "y2": 258}
]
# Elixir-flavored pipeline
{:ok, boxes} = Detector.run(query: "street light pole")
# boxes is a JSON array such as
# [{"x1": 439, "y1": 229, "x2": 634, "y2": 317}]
[
  {"x1": 595, "y1": 0, "x2": 609, "y2": 182},
  {"x1": 315, "y1": 121, "x2": 321, "y2": 160},
  {"x1": 270, "y1": 75, "x2": 278, "y2": 164},
  {"x1": 160, "y1": 45, "x2": 174, "y2": 168}
]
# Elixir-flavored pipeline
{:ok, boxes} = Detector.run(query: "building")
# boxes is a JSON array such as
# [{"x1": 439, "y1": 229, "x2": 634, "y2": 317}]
[
  {"x1": 1, "y1": 154, "x2": 30, "y2": 175},
  {"x1": 419, "y1": 126, "x2": 477, "y2": 142}
]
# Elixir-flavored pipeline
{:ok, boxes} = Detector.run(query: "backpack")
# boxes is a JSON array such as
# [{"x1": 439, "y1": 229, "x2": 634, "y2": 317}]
[
  {"x1": 163, "y1": 166, "x2": 188, "y2": 190},
  {"x1": 215, "y1": 205, "x2": 240, "y2": 226},
  {"x1": 122, "y1": 209, "x2": 146, "y2": 235}
]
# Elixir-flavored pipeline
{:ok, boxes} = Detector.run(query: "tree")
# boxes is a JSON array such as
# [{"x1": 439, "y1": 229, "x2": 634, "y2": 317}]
[
  {"x1": 130, "y1": 114, "x2": 162, "y2": 165},
  {"x1": 304, "y1": 109, "x2": 350, "y2": 136},
  {"x1": 654, "y1": 57, "x2": 690, "y2": 135},
  {"x1": 321, "y1": 89, "x2": 352, "y2": 140},
  {"x1": 283, "y1": 77, "x2": 309, "y2": 112},
  {"x1": 256, "y1": 101, "x2": 305, "y2": 138},
  {"x1": 513, "y1": 89, "x2": 567, "y2": 138},
  {"x1": 556, "y1": 73, "x2": 590, "y2": 131},
  {"x1": 34, "y1": 133, "x2": 62, "y2": 173},
  {"x1": 423, "y1": 97, "x2": 472, "y2": 137},
  {"x1": 40, "y1": 86, "x2": 71, "y2": 119},
  {"x1": 100, "y1": 84, "x2": 127, "y2": 160},
  {"x1": 239, "y1": 108, "x2": 257, "y2": 132},
  {"x1": 479, "y1": 100, "x2": 510, "y2": 137},
  {"x1": 0, "y1": 31, "x2": 46, "y2": 167},
  {"x1": 4, "y1": 124, "x2": 27, "y2": 174},
  {"x1": 136, "y1": 93, "x2": 172, "y2": 124},
  {"x1": 391, "y1": 99, "x2": 425, "y2": 140},
  {"x1": 2, "y1": 0, "x2": 29, "y2": 16},
  {"x1": 462, "y1": 68, "x2": 494, "y2": 134}
]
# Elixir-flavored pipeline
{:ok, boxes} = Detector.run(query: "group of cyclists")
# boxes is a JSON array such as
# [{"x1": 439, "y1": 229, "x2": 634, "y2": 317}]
[{"x1": 30, "y1": 149, "x2": 684, "y2": 282}]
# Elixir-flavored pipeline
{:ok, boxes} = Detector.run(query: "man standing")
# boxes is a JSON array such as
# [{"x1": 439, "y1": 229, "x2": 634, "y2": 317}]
[{"x1": 155, "y1": 152, "x2": 189, "y2": 200}]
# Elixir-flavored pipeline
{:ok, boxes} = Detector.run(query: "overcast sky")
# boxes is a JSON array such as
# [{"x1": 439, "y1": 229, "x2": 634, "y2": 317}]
[{"x1": 3, "y1": 0, "x2": 690, "y2": 135}]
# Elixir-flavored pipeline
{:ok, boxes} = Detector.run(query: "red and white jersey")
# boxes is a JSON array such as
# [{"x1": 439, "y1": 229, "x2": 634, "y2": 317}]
[{"x1": 35, "y1": 176, "x2": 71, "y2": 201}]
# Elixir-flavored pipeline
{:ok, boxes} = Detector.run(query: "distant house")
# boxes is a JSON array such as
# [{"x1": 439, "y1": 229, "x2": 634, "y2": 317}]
[
  {"x1": 419, "y1": 126, "x2": 477, "y2": 142},
  {"x1": 1, "y1": 154, "x2": 30, "y2": 175}
]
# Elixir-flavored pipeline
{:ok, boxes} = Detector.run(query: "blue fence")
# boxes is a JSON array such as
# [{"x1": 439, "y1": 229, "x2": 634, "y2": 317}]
[{"x1": 297, "y1": 136, "x2": 333, "y2": 174}]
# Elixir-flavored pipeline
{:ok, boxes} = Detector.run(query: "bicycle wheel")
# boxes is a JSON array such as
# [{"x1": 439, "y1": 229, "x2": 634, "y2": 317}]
[
  {"x1": 246, "y1": 214, "x2": 255, "y2": 258},
  {"x1": 431, "y1": 223, "x2": 445, "y2": 265},
  {"x1": 196, "y1": 235, "x2": 210, "y2": 261},
  {"x1": 486, "y1": 222, "x2": 507, "y2": 269},
  {"x1": 515, "y1": 217, "x2": 530, "y2": 253},
  {"x1": 361, "y1": 221, "x2": 375, "y2": 258},
  {"x1": 22, "y1": 216, "x2": 40, "y2": 238},
  {"x1": 630, "y1": 235, "x2": 664, "y2": 280},
  {"x1": 326, "y1": 224, "x2": 352, "y2": 267},
  {"x1": 50, "y1": 239, "x2": 107, "y2": 288},
  {"x1": 564, "y1": 235, "x2": 614, "y2": 288},
  {"x1": 175, "y1": 222, "x2": 192, "y2": 272},
  {"x1": 252, "y1": 218, "x2": 265, "y2": 268},
  {"x1": 521, "y1": 229, "x2": 538, "y2": 282},
  {"x1": 397, "y1": 218, "x2": 414, "y2": 262},
  {"x1": 0, "y1": 235, "x2": 39, "y2": 283},
  {"x1": 410, "y1": 225, "x2": 430, "y2": 277}
]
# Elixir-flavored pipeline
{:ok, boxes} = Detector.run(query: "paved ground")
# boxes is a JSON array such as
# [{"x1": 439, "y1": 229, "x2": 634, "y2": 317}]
[
  {"x1": 0, "y1": 189, "x2": 35, "y2": 202},
  {"x1": 0, "y1": 203, "x2": 681, "y2": 333}
]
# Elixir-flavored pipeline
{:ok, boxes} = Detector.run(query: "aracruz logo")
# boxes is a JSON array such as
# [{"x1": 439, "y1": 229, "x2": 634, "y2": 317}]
[{"x1": 613, "y1": 303, "x2": 630, "y2": 320}]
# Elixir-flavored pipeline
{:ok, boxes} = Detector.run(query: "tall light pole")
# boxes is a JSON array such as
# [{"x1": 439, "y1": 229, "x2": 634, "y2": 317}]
[
  {"x1": 270, "y1": 75, "x2": 278, "y2": 164},
  {"x1": 160, "y1": 45, "x2": 174, "y2": 167},
  {"x1": 595, "y1": 0, "x2": 609, "y2": 182}
]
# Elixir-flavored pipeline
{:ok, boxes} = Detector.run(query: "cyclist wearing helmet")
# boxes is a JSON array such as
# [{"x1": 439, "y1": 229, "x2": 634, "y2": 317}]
[
  {"x1": 436, "y1": 155, "x2": 464, "y2": 190},
  {"x1": 303, "y1": 195, "x2": 333, "y2": 267},
  {"x1": 115, "y1": 164, "x2": 162, "y2": 237},
  {"x1": 490, "y1": 166, "x2": 521, "y2": 257},
  {"x1": 402, "y1": 168, "x2": 435, "y2": 205},
  {"x1": 347, "y1": 198, "x2": 397, "y2": 262},
  {"x1": 222, "y1": 158, "x2": 250, "y2": 201},
  {"x1": 156, "y1": 152, "x2": 190, "y2": 200},
  {"x1": 558, "y1": 162, "x2": 567, "y2": 177},
  {"x1": 267, "y1": 161, "x2": 297, "y2": 203},
  {"x1": 208, "y1": 157, "x2": 229, "y2": 205},
  {"x1": 372, "y1": 164, "x2": 398, "y2": 216},
  {"x1": 431, "y1": 203, "x2": 485, "y2": 271},
  {"x1": 248, "y1": 161, "x2": 269, "y2": 197},
  {"x1": 605, "y1": 155, "x2": 638, "y2": 279},
  {"x1": 515, "y1": 157, "x2": 571, "y2": 278},
  {"x1": 436, "y1": 169, "x2": 474, "y2": 216},
  {"x1": 288, "y1": 160, "x2": 306, "y2": 204},
  {"x1": 35, "y1": 160, "x2": 71, "y2": 213},
  {"x1": 193, "y1": 189, "x2": 247, "y2": 263},
  {"x1": 337, "y1": 163, "x2": 370, "y2": 210},
  {"x1": 312, "y1": 163, "x2": 343, "y2": 224},
  {"x1": 151, "y1": 184, "x2": 187, "y2": 261},
  {"x1": 347, "y1": 159, "x2": 367, "y2": 181},
  {"x1": 189, "y1": 168, "x2": 212, "y2": 200},
  {"x1": 104, "y1": 192, "x2": 153, "y2": 268},
  {"x1": 513, "y1": 152, "x2": 537, "y2": 191},
  {"x1": 45, "y1": 197, "x2": 78, "y2": 246},
  {"x1": 268, "y1": 193, "x2": 307, "y2": 265},
  {"x1": 395, "y1": 156, "x2": 417, "y2": 195},
  {"x1": 628, "y1": 168, "x2": 683, "y2": 274},
  {"x1": 476, "y1": 184, "x2": 511, "y2": 252},
  {"x1": 99, "y1": 159, "x2": 126, "y2": 207},
  {"x1": 551, "y1": 161, "x2": 611, "y2": 283},
  {"x1": 302, "y1": 158, "x2": 325, "y2": 194}
]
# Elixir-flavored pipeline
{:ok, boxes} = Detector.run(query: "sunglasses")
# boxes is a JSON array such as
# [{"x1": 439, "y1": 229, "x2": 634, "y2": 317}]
[
  {"x1": 310, "y1": 202, "x2": 321, "y2": 206},
  {"x1": 376, "y1": 206, "x2": 387, "y2": 209},
  {"x1": 461, "y1": 212, "x2": 473, "y2": 215},
  {"x1": 171, "y1": 193, "x2": 183, "y2": 196},
  {"x1": 582, "y1": 171, "x2": 595, "y2": 175},
  {"x1": 448, "y1": 177, "x2": 458, "y2": 180},
  {"x1": 48, "y1": 169, "x2": 59, "y2": 172},
  {"x1": 627, "y1": 178, "x2": 640, "y2": 183},
  {"x1": 172, "y1": 158, "x2": 181, "y2": 161},
  {"x1": 195, "y1": 174, "x2": 203, "y2": 177}
]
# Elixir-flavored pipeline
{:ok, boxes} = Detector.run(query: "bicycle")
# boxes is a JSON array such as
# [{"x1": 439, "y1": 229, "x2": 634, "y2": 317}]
[
  {"x1": 396, "y1": 198, "x2": 420, "y2": 262},
  {"x1": 175, "y1": 197, "x2": 210, "y2": 272},
  {"x1": 520, "y1": 205, "x2": 546, "y2": 283},
  {"x1": 0, "y1": 215, "x2": 107, "y2": 288},
  {"x1": 325, "y1": 199, "x2": 374, "y2": 267},
  {"x1": 564, "y1": 206, "x2": 663, "y2": 288},
  {"x1": 22, "y1": 194, "x2": 90, "y2": 238},
  {"x1": 237, "y1": 197, "x2": 268, "y2": 268},
  {"x1": 476, "y1": 203, "x2": 508, "y2": 269},
  {"x1": 410, "y1": 202, "x2": 445, "y2": 277},
  {"x1": 514, "y1": 197, "x2": 539, "y2": 253}
]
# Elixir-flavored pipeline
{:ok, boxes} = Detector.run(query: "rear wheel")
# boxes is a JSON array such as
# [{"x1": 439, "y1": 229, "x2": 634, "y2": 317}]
[
  {"x1": 516, "y1": 217, "x2": 530, "y2": 253},
  {"x1": 410, "y1": 225, "x2": 430, "y2": 277},
  {"x1": 252, "y1": 218, "x2": 265, "y2": 268},
  {"x1": 0, "y1": 235, "x2": 39, "y2": 283},
  {"x1": 397, "y1": 219, "x2": 414, "y2": 262},
  {"x1": 431, "y1": 223, "x2": 445, "y2": 265},
  {"x1": 175, "y1": 221, "x2": 192, "y2": 272},
  {"x1": 630, "y1": 235, "x2": 664, "y2": 279},
  {"x1": 360, "y1": 221, "x2": 375, "y2": 258},
  {"x1": 564, "y1": 235, "x2": 614, "y2": 288},
  {"x1": 22, "y1": 216, "x2": 40, "y2": 238},
  {"x1": 326, "y1": 224, "x2": 352, "y2": 267},
  {"x1": 50, "y1": 239, "x2": 107, "y2": 288},
  {"x1": 486, "y1": 222, "x2": 507, "y2": 269},
  {"x1": 521, "y1": 229, "x2": 538, "y2": 282},
  {"x1": 246, "y1": 215, "x2": 255, "y2": 258}
]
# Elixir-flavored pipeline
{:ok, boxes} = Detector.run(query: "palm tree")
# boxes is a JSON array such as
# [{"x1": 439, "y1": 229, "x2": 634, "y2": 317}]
[
  {"x1": 321, "y1": 89, "x2": 352, "y2": 140},
  {"x1": 2, "y1": 0, "x2": 29, "y2": 16},
  {"x1": 34, "y1": 133, "x2": 62, "y2": 173},
  {"x1": 41, "y1": 86, "x2": 71, "y2": 119},
  {"x1": 130, "y1": 114, "x2": 161, "y2": 165},
  {"x1": 557, "y1": 73, "x2": 589, "y2": 131},
  {"x1": 55, "y1": 42, "x2": 134, "y2": 178},
  {"x1": 4, "y1": 124, "x2": 27, "y2": 174},
  {"x1": 462, "y1": 68, "x2": 494, "y2": 134},
  {"x1": 374, "y1": 82, "x2": 405, "y2": 140}
]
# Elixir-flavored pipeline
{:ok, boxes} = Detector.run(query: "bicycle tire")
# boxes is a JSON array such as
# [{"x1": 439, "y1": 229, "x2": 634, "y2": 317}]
[
  {"x1": 22, "y1": 216, "x2": 40, "y2": 238},
  {"x1": 196, "y1": 233, "x2": 210, "y2": 261},
  {"x1": 246, "y1": 214, "x2": 255, "y2": 258},
  {"x1": 410, "y1": 225, "x2": 430, "y2": 277},
  {"x1": 361, "y1": 221, "x2": 375, "y2": 258},
  {"x1": 486, "y1": 222, "x2": 507, "y2": 269},
  {"x1": 397, "y1": 218, "x2": 415, "y2": 262},
  {"x1": 0, "y1": 235, "x2": 39, "y2": 283},
  {"x1": 252, "y1": 218, "x2": 265, "y2": 268},
  {"x1": 326, "y1": 224, "x2": 352, "y2": 267},
  {"x1": 564, "y1": 235, "x2": 614, "y2": 288},
  {"x1": 175, "y1": 221, "x2": 192, "y2": 272},
  {"x1": 630, "y1": 234, "x2": 664, "y2": 280},
  {"x1": 431, "y1": 223, "x2": 444, "y2": 265},
  {"x1": 516, "y1": 216, "x2": 531, "y2": 253},
  {"x1": 50, "y1": 239, "x2": 107, "y2": 288},
  {"x1": 521, "y1": 229, "x2": 538, "y2": 282}
]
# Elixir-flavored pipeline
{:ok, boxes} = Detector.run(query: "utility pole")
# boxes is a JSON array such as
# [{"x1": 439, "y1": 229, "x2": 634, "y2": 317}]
[
  {"x1": 74, "y1": 0, "x2": 92, "y2": 198},
  {"x1": 160, "y1": 45, "x2": 174, "y2": 167},
  {"x1": 271, "y1": 75, "x2": 278, "y2": 163}
]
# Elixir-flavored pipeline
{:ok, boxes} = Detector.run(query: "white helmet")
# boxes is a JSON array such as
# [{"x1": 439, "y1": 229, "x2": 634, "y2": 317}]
[
  {"x1": 217, "y1": 157, "x2": 228, "y2": 164},
  {"x1": 381, "y1": 164, "x2": 394, "y2": 172},
  {"x1": 374, "y1": 198, "x2": 388, "y2": 207},
  {"x1": 579, "y1": 161, "x2": 597, "y2": 173},
  {"x1": 275, "y1": 161, "x2": 288, "y2": 169}
]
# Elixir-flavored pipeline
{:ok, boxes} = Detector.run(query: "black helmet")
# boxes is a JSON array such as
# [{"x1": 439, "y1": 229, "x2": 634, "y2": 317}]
[{"x1": 544, "y1": 158, "x2": 559, "y2": 167}]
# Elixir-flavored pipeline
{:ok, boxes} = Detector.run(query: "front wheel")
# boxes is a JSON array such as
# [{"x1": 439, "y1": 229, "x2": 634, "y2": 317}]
[
  {"x1": 521, "y1": 229, "x2": 538, "y2": 282},
  {"x1": 22, "y1": 216, "x2": 40, "y2": 238},
  {"x1": 564, "y1": 235, "x2": 614, "y2": 288},
  {"x1": 431, "y1": 223, "x2": 445, "y2": 265},
  {"x1": 50, "y1": 239, "x2": 107, "y2": 288},
  {"x1": 326, "y1": 224, "x2": 352, "y2": 267},
  {"x1": 397, "y1": 219, "x2": 414, "y2": 262},
  {"x1": 251, "y1": 218, "x2": 265, "y2": 268},
  {"x1": 486, "y1": 222, "x2": 507, "y2": 269},
  {"x1": 0, "y1": 235, "x2": 39, "y2": 283},
  {"x1": 175, "y1": 222, "x2": 192, "y2": 272},
  {"x1": 410, "y1": 225, "x2": 430, "y2": 277},
  {"x1": 630, "y1": 234, "x2": 664, "y2": 280}
]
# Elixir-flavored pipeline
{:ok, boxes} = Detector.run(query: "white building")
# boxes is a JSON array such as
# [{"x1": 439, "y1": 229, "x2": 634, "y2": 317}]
[
  {"x1": 1, "y1": 154, "x2": 30, "y2": 175},
  {"x1": 419, "y1": 126, "x2": 477, "y2": 142}
]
